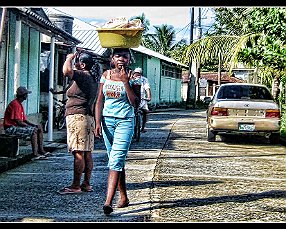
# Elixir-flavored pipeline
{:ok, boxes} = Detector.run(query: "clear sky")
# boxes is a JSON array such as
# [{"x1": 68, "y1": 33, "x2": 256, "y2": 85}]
[{"x1": 50, "y1": 6, "x2": 216, "y2": 43}]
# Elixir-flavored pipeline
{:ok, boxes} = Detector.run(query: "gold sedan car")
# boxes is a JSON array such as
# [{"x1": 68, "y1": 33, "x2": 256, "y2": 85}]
[{"x1": 206, "y1": 83, "x2": 281, "y2": 144}]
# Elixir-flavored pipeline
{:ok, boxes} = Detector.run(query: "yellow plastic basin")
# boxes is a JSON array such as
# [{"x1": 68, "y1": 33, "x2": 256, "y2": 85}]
[{"x1": 96, "y1": 28, "x2": 144, "y2": 48}]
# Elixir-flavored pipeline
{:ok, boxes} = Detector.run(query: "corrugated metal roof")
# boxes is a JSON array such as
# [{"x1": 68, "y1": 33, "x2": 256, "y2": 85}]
[
  {"x1": 72, "y1": 29, "x2": 105, "y2": 55},
  {"x1": 16, "y1": 7, "x2": 81, "y2": 45},
  {"x1": 132, "y1": 46, "x2": 188, "y2": 68},
  {"x1": 43, "y1": 7, "x2": 106, "y2": 55}
]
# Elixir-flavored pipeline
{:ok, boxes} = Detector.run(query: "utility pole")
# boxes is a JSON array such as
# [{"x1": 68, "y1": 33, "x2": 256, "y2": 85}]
[
  {"x1": 185, "y1": 7, "x2": 194, "y2": 109},
  {"x1": 190, "y1": 7, "x2": 195, "y2": 44},
  {"x1": 196, "y1": 7, "x2": 202, "y2": 104}
]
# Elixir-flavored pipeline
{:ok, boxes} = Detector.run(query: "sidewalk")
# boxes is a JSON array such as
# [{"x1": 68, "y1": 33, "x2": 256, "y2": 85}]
[
  {"x1": 0, "y1": 129, "x2": 67, "y2": 174},
  {"x1": 0, "y1": 108, "x2": 182, "y2": 174}
]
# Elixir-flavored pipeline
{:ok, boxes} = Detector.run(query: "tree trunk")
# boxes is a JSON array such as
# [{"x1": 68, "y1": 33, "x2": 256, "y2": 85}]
[
  {"x1": 272, "y1": 75, "x2": 280, "y2": 101},
  {"x1": 217, "y1": 51, "x2": 221, "y2": 87}
]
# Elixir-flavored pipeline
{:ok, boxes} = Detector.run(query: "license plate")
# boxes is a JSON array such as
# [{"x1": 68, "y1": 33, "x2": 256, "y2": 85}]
[{"x1": 238, "y1": 123, "x2": 255, "y2": 131}]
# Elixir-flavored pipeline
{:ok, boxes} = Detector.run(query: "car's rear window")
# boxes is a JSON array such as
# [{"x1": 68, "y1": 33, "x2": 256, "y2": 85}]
[{"x1": 217, "y1": 85, "x2": 273, "y2": 100}]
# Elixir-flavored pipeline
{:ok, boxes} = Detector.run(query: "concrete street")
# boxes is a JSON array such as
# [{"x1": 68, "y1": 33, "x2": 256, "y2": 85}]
[{"x1": 0, "y1": 109, "x2": 285, "y2": 222}]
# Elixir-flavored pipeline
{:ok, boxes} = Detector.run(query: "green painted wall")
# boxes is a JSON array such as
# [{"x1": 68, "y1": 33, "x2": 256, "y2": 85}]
[
  {"x1": 7, "y1": 12, "x2": 41, "y2": 115},
  {"x1": 7, "y1": 12, "x2": 16, "y2": 104},
  {"x1": 26, "y1": 27, "x2": 41, "y2": 114},
  {"x1": 131, "y1": 51, "x2": 182, "y2": 107},
  {"x1": 146, "y1": 56, "x2": 161, "y2": 106}
]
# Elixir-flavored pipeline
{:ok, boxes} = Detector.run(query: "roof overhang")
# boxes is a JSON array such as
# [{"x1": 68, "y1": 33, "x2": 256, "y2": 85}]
[
  {"x1": 132, "y1": 46, "x2": 188, "y2": 68},
  {"x1": 11, "y1": 7, "x2": 81, "y2": 46}
]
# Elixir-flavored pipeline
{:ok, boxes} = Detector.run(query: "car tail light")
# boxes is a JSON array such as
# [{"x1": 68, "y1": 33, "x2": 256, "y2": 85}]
[
  {"x1": 211, "y1": 107, "x2": 228, "y2": 116},
  {"x1": 265, "y1": 109, "x2": 280, "y2": 118}
]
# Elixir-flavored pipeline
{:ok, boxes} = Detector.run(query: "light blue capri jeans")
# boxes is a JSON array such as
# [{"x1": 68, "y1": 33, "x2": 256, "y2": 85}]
[{"x1": 101, "y1": 116, "x2": 134, "y2": 171}]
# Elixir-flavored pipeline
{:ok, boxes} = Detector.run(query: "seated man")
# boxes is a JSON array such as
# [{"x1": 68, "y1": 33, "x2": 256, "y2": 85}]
[{"x1": 4, "y1": 86, "x2": 49, "y2": 160}]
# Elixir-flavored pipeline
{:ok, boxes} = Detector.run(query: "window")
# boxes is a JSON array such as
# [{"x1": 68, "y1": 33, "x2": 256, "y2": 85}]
[
  {"x1": 161, "y1": 63, "x2": 182, "y2": 79},
  {"x1": 217, "y1": 85, "x2": 273, "y2": 100}
]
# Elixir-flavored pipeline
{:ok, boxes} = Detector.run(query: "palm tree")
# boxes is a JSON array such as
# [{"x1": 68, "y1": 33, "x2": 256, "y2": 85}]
[
  {"x1": 179, "y1": 34, "x2": 257, "y2": 86},
  {"x1": 142, "y1": 24, "x2": 181, "y2": 57}
]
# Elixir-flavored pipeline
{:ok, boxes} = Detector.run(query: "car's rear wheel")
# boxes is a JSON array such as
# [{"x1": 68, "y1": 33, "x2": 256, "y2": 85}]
[
  {"x1": 207, "y1": 128, "x2": 216, "y2": 142},
  {"x1": 269, "y1": 133, "x2": 280, "y2": 144}
]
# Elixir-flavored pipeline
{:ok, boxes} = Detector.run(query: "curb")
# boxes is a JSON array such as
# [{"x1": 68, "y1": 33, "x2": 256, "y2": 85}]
[
  {"x1": 0, "y1": 141, "x2": 66, "y2": 174},
  {"x1": 0, "y1": 153, "x2": 33, "y2": 173}
]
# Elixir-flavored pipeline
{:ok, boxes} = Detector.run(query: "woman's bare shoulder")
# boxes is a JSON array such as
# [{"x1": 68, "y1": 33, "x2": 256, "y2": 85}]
[{"x1": 102, "y1": 70, "x2": 110, "y2": 78}]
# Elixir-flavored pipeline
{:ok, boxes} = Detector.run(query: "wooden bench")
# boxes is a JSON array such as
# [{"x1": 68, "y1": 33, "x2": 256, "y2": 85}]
[{"x1": 0, "y1": 119, "x2": 19, "y2": 157}]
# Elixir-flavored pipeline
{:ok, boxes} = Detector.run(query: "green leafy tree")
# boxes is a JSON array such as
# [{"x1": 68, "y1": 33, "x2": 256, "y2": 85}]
[
  {"x1": 207, "y1": 7, "x2": 250, "y2": 36},
  {"x1": 142, "y1": 24, "x2": 181, "y2": 57},
  {"x1": 181, "y1": 7, "x2": 286, "y2": 102},
  {"x1": 169, "y1": 39, "x2": 189, "y2": 61},
  {"x1": 129, "y1": 15, "x2": 187, "y2": 60},
  {"x1": 129, "y1": 14, "x2": 188, "y2": 60},
  {"x1": 237, "y1": 7, "x2": 286, "y2": 100}
]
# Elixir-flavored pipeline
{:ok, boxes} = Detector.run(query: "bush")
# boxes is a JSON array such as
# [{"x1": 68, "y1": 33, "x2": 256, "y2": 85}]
[{"x1": 280, "y1": 105, "x2": 286, "y2": 138}]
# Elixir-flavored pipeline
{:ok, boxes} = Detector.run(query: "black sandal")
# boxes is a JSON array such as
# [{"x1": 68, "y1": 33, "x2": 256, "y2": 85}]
[
  {"x1": 117, "y1": 199, "x2": 130, "y2": 208},
  {"x1": 103, "y1": 205, "x2": 113, "y2": 215}
]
